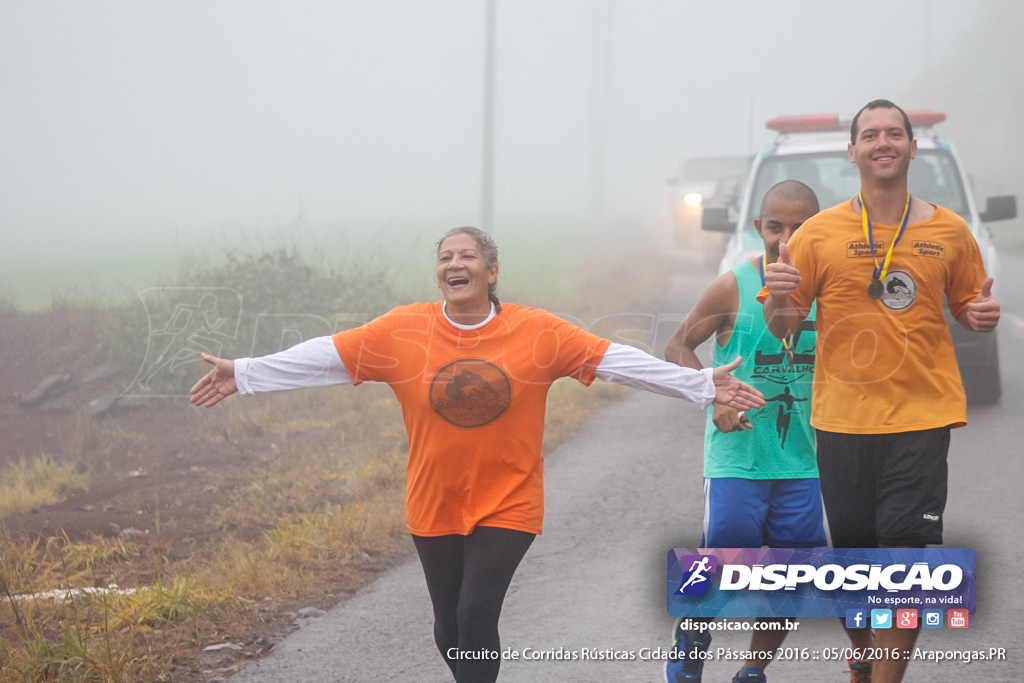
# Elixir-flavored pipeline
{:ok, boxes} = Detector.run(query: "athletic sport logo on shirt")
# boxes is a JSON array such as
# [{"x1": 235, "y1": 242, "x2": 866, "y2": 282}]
[
  {"x1": 429, "y1": 359, "x2": 512, "y2": 428},
  {"x1": 847, "y1": 241, "x2": 885, "y2": 258}
]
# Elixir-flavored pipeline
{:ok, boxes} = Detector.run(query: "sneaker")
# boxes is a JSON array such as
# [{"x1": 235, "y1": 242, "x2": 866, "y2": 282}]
[
  {"x1": 732, "y1": 666, "x2": 766, "y2": 683},
  {"x1": 847, "y1": 658, "x2": 872, "y2": 683},
  {"x1": 664, "y1": 620, "x2": 712, "y2": 682}
]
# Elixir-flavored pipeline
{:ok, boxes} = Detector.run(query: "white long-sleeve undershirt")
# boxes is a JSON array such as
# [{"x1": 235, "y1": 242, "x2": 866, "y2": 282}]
[{"x1": 235, "y1": 326, "x2": 716, "y2": 407}]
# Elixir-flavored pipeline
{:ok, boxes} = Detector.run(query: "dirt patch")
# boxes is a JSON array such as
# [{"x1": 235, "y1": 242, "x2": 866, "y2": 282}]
[{"x1": 1, "y1": 310, "x2": 243, "y2": 551}]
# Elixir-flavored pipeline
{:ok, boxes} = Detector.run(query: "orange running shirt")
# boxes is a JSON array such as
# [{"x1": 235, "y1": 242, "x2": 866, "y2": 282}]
[
  {"x1": 332, "y1": 302, "x2": 611, "y2": 536},
  {"x1": 762, "y1": 201, "x2": 987, "y2": 434}
]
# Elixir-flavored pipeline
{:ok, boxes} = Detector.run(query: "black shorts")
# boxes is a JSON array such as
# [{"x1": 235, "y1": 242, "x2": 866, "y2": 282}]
[{"x1": 816, "y1": 427, "x2": 950, "y2": 547}]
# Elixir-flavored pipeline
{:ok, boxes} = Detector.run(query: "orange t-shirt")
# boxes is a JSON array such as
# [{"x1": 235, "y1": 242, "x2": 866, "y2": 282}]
[
  {"x1": 332, "y1": 302, "x2": 611, "y2": 536},
  {"x1": 759, "y1": 201, "x2": 986, "y2": 434}
]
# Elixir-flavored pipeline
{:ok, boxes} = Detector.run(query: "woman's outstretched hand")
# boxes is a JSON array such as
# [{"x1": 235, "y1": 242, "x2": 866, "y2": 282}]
[
  {"x1": 189, "y1": 353, "x2": 238, "y2": 407},
  {"x1": 711, "y1": 357, "x2": 766, "y2": 411}
]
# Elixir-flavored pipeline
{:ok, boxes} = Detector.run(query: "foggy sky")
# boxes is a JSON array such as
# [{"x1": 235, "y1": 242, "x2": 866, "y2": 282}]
[{"x1": 1, "y1": 0, "x2": 1015, "y2": 307}]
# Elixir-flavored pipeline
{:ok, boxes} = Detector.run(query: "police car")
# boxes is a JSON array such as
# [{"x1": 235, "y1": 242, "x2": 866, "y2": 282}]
[{"x1": 702, "y1": 111, "x2": 1017, "y2": 404}]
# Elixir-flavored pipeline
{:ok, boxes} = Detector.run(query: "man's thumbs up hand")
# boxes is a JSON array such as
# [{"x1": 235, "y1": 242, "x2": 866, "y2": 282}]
[
  {"x1": 965, "y1": 276, "x2": 1000, "y2": 333},
  {"x1": 778, "y1": 241, "x2": 792, "y2": 265},
  {"x1": 764, "y1": 242, "x2": 801, "y2": 298},
  {"x1": 976, "y1": 276, "x2": 993, "y2": 302}
]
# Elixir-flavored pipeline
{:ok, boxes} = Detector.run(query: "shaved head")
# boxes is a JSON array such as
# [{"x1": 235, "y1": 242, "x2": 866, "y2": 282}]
[{"x1": 759, "y1": 179, "x2": 819, "y2": 218}]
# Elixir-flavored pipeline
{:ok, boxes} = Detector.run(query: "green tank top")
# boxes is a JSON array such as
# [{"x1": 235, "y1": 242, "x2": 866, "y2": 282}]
[{"x1": 704, "y1": 260, "x2": 817, "y2": 479}]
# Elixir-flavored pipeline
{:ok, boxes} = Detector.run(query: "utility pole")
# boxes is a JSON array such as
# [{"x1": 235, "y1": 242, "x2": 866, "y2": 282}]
[
  {"x1": 590, "y1": 0, "x2": 612, "y2": 233},
  {"x1": 481, "y1": 0, "x2": 496, "y2": 234}
]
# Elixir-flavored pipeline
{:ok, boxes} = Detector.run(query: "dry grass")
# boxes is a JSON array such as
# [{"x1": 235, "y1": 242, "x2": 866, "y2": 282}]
[
  {"x1": 0, "y1": 457, "x2": 91, "y2": 517},
  {"x1": 0, "y1": 572, "x2": 237, "y2": 682},
  {"x1": 0, "y1": 532, "x2": 203, "y2": 682},
  {"x1": 0, "y1": 418, "x2": 149, "y2": 520},
  {"x1": 1, "y1": 372, "x2": 630, "y2": 680}
]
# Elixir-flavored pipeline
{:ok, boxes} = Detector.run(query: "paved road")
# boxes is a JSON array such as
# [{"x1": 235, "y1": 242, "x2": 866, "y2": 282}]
[{"x1": 231, "y1": 254, "x2": 1024, "y2": 682}]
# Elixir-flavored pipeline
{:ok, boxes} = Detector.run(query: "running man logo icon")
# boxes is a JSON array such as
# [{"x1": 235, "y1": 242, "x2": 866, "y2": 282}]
[{"x1": 675, "y1": 555, "x2": 718, "y2": 596}]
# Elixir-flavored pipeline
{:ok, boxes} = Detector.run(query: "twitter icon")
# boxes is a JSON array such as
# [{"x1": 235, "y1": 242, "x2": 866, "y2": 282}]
[{"x1": 871, "y1": 609, "x2": 892, "y2": 629}]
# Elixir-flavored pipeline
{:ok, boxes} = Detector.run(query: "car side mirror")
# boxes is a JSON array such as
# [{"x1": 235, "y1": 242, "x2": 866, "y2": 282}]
[
  {"x1": 701, "y1": 206, "x2": 735, "y2": 233},
  {"x1": 979, "y1": 195, "x2": 1017, "y2": 222}
]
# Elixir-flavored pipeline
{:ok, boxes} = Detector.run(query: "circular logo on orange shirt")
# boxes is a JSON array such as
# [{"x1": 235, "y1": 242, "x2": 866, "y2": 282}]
[{"x1": 429, "y1": 359, "x2": 512, "y2": 428}]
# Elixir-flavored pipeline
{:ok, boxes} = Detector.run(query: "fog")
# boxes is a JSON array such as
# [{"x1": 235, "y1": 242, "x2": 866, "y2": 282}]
[{"x1": 1, "y1": 0, "x2": 1020, "y2": 309}]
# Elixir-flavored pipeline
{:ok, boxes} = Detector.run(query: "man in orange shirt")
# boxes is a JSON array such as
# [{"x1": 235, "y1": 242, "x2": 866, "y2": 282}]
[{"x1": 761, "y1": 99, "x2": 1000, "y2": 683}]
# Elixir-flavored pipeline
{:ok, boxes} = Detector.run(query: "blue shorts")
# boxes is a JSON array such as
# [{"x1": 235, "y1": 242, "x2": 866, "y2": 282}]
[{"x1": 702, "y1": 477, "x2": 827, "y2": 548}]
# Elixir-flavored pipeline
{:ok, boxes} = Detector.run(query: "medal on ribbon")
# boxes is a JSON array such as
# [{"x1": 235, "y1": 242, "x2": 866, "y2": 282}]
[{"x1": 860, "y1": 191, "x2": 911, "y2": 300}]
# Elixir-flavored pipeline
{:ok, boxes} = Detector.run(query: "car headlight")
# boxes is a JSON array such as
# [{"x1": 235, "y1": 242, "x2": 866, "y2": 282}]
[{"x1": 682, "y1": 192, "x2": 703, "y2": 208}]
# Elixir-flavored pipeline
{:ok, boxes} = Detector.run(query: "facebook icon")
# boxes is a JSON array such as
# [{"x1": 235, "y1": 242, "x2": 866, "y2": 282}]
[{"x1": 845, "y1": 609, "x2": 867, "y2": 629}]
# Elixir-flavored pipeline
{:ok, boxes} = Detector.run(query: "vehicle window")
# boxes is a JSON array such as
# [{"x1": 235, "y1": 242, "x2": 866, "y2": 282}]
[
  {"x1": 747, "y1": 150, "x2": 968, "y2": 220},
  {"x1": 907, "y1": 151, "x2": 969, "y2": 217}
]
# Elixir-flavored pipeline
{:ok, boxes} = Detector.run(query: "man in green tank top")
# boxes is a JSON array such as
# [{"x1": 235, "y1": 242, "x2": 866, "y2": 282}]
[{"x1": 662, "y1": 180, "x2": 823, "y2": 683}]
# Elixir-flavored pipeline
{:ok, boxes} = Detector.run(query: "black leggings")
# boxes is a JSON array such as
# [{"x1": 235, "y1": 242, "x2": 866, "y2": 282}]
[{"x1": 412, "y1": 526, "x2": 535, "y2": 683}]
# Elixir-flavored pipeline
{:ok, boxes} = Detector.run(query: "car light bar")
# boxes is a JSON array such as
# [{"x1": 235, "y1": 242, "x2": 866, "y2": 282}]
[
  {"x1": 766, "y1": 114, "x2": 841, "y2": 133},
  {"x1": 904, "y1": 110, "x2": 947, "y2": 127},
  {"x1": 766, "y1": 110, "x2": 946, "y2": 133}
]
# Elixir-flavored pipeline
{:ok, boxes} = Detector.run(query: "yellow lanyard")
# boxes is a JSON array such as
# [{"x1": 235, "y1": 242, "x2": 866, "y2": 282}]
[{"x1": 859, "y1": 190, "x2": 911, "y2": 284}]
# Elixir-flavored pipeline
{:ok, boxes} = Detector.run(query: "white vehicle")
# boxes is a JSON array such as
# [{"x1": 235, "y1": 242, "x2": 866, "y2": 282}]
[
  {"x1": 702, "y1": 111, "x2": 1017, "y2": 404},
  {"x1": 667, "y1": 155, "x2": 747, "y2": 251}
]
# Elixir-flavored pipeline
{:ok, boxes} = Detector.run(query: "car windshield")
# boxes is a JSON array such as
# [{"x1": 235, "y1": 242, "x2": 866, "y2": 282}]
[{"x1": 746, "y1": 149, "x2": 970, "y2": 220}]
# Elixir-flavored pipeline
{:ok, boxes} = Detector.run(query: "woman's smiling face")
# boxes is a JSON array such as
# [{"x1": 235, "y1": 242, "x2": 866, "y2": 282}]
[{"x1": 436, "y1": 232, "x2": 498, "y2": 317}]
